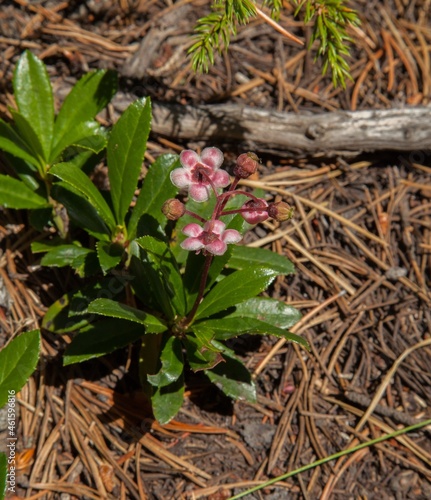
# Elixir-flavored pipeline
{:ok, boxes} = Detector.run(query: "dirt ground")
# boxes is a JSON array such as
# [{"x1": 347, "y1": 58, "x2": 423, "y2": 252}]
[{"x1": 1, "y1": 1, "x2": 431, "y2": 499}]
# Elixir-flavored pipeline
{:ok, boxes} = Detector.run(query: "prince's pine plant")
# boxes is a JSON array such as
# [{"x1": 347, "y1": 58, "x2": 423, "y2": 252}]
[
  {"x1": 51, "y1": 146, "x2": 308, "y2": 423},
  {"x1": 1, "y1": 51, "x2": 308, "y2": 424}
]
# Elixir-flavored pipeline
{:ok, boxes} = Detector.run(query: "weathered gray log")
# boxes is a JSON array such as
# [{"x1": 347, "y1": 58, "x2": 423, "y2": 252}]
[
  {"x1": 147, "y1": 102, "x2": 431, "y2": 155},
  {"x1": 58, "y1": 83, "x2": 431, "y2": 155}
]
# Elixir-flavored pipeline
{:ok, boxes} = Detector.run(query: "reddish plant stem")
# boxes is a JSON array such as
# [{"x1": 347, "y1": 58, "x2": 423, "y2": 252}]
[
  {"x1": 184, "y1": 209, "x2": 207, "y2": 223},
  {"x1": 183, "y1": 253, "x2": 214, "y2": 327}
]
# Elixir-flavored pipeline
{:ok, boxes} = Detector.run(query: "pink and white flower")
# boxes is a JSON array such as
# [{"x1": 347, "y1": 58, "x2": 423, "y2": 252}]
[
  {"x1": 181, "y1": 220, "x2": 242, "y2": 255},
  {"x1": 170, "y1": 147, "x2": 230, "y2": 202},
  {"x1": 241, "y1": 198, "x2": 269, "y2": 224}
]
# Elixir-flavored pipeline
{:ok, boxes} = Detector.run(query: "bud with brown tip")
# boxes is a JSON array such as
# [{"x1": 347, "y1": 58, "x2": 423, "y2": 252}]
[
  {"x1": 162, "y1": 198, "x2": 185, "y2": 220},
  {"x1": 233, "y1": 152, "x2": 259, "y2": 179},
  {"x1": 268, "y1": 201, "x2": 294, "y2": 221}
]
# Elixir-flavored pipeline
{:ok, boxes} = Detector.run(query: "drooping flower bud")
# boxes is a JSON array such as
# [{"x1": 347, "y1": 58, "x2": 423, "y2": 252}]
[
  {"x1": 267, "y1": 201, "x2": 294, "y2": 221},
  {"x1": 233, "y1": 152, "x2": 259, "y2": 179},
  {"x1": 241, "y1": 198, "x2": 269, "y2": 224},
  {"x1": 162, "y1": 198, "x2": 185, "y2": 220}
]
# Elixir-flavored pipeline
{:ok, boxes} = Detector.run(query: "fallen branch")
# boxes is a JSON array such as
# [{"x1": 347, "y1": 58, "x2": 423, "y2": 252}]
[
  {"x1": 59, "y1": 83, "x2": 431, "y2": 156},
  {"x1": 147, "y1": 102, "x2": 431, "y2": 155}
]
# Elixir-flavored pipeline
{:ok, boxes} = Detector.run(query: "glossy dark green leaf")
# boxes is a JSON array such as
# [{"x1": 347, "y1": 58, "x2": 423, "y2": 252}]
[
  {"x1": 127, "y1": 154, "x2": 179, "y2": 239},
  {"x1": 147, "y1": 336, "x2": 183, "y2": 387},
  {"x1": 52, "y1": 183, "x2": 110, "y2": 240},
  {"x1": 108, "y1": 98, "x2": 151, "y2": 225},
  {"x1": 196, "y1": 316, "x2": 309, "y2": 349},
  {"x1": 0, "y1": 330, "x2": 40, "y2": 408},
  {"x1": 191, "y1": 324, "x2": 221, "y2": 352},
  {"x1": 135, "y1": 236, "x2": 186, "y2": 316},
  {"x1": 96, "y1": 241, "x2": 123, "y2": 274},
  {"x1": 226, "y1": 297, "x2": 301, "y2": 329},
  {"x1": 69, "y1": 131, "x2": 107, "y2": 154},
  {"x1": 151, "y1": 373, "x2": 185, "y2": 424},
  {"x1": 183, "y1": 332, "x2": 224, "y2": 372},
  {"x1": 0, "y1": 452, "x2": 6, "y2": 500},
  {"x1": 42, "y1": 291, "x2": 91, "y2": 334},
  {"x1": 42, "y1": 276, "x2": 129, "y2": 333},
  {"x1": 49, "y1": 162, "x2": 116, "y2": 230},
  {"x1": 50, "y1": 120, "x2": 106, "y2": 162},
  {"x1": 195, "y1": 265, "x2": 278, "y2": 321},
  {"x1": 0, "y1": 175, "x2": 48, "y2": 209},
  {"x1": 229, "y1": 245, "x2": 295, "y2": 275},
  {"x1": 63, "y1": 318, "x2": 144, "y2": 365},
  {"x1": 88, "y1": 298, "x2": 167, "y2": 333},
  {"x1": 10, "y1": 109, "x2": 45, "y2": 163},
  {"x1": 13, "y1": 51, "x2": 54, "y2": 161},
  {"x1": 36, "y1": 244, "x2": 93, "y2": 268},
  {"x1": 128, "y1": 244, "x2": 174, "y2": 320},
  {"x1": 53, "y1": 69, "x2": 117, "y2": 158},
  {"x1": 183, "y1": 246, "x2": 232, "y2": 310},
  {"x1": 0, "y1": 118, "x2": 40, "y2": 167},
  {"x1": 4, "y1": 155, "x2": 39, "y2": 191},
  {"x1": 206, "y1": 343, "x2": 256, "y2": 403}
]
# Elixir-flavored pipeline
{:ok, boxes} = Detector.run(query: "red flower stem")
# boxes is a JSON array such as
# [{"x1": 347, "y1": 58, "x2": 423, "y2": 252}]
[
  {"x1": 220, "y1": 207, "x2": 268, "y2": 216},
  {"x1": 213, "y1": 189, "x2": 263, "y2": 220},
  {"x1": 183, "y1": 253, "x2": 214, "y2": 326},
  {"x1": 184, "y1": 209, "x2": 207, "y2": 223},
  {"x1": 219, "y1": 176, "x2": 240, "y2": 211}
]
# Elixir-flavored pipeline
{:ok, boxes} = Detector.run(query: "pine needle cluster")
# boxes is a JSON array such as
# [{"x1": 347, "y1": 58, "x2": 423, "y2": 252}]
[{"x1": 189, "y1": 0, "x2": 360, "y2": 88}]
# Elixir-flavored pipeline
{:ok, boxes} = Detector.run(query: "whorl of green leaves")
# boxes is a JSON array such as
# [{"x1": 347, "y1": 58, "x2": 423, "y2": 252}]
[{"x1": 189, "y1": 0, "x2": 360, "y2": 88}]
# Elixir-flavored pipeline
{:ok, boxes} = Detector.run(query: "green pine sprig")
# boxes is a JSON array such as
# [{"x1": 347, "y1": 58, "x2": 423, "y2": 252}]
[
  {"x1": 295, "y1": 0, "x2": 360, "y2": 87},
  {"x1": 189, "y1": 0, "x2": 360, "y2": 89}
]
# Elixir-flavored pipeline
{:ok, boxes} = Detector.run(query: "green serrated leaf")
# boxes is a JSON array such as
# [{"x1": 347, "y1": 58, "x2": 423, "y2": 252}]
[
  {"x1": 151, "y1": 373, "x2": 185, "y2": 424},
  {"x1": 0, "y1": 330, "x2": 40, "y2": 408},
  {"x1": 0, "y1": 175, "x2": 48, "y2": 209},
  {"x1": 49, "y1": 162, "x2": 116, "y2": 230},
  {"x1": 42, "y1": 276, "x2": 129, "y2": 333},
  {"x1": 0, "y1": 118, "x2": 40, "y2": 167},
  {"x1": 53, "y1": 69, "x2": 117, "y2": 158},
  {"x1": 128, "y1": 245, "x2": 175, "y2": 319},
  {"x1": 96, "y1": 241, "x2": 123, "y2": 274},
  {"x1": 135, "y1": 236, "x2": 186, "y2": 316},
  {"x1": 63, "y1": 318, "x2": 144, "y2": 365},
  {"x1": 51, "y1": 183, "x2": 110, "y2": 240},
  {"x1": 127, "y1": 154, "x2": 179, "y2": 239},
  {"x1": 206, "y1": 343, "x2": 256, "y2": 403},
  {"x1": 183, "y1": 246, "x2": 232, "y2": 310},
  {"x1": 37, "y1": 244, "x2": 93, "y2": 268},
  {"x1": 13, "y1": 51, "x2": 54, "y2": 161},
  {"x1": 195, "y1": 265, "x2": 278, "y2": 321},
  {"x1": 225, "y1": 297, "x2": 301, "y2": 328},
  {"x1": 50, "y1": 120, "x2": 106, "y2": 162},
  {"x1": 9, "y1": 109, "x2": 45, "y2": 165},
  {"x1": 147, "y1": 336, "x2": 183, "y2": 387},
  {"x1": 183, "y1": 332, "x2": 224, "y2": 372},
  {"x1": 229, "y1": 245, "x2": 295, "y2": 274},
  {"x1": 108, "y1": 98, "x2": 152, "y2": 225},
  {"x1": 197, "y1": 316, "x2": 309, "y2": 349},
  {"x1": 87, "y1": 298, "x2": 167, "y2": 333}
]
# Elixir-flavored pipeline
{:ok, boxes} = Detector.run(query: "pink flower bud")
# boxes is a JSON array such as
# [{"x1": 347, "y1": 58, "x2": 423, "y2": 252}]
[
  {"x1": 162, "y1": 198, "x2": 185, "y2": 220},
  {"x1": 233, "y1": 152, "x2": 260, "y2": 179},
  {"x1": 267, "y1": 201, "x2": 294, "y2": 221},
  {"x1": 241, "y1": 198, "x2": 269, "y2": 224}
]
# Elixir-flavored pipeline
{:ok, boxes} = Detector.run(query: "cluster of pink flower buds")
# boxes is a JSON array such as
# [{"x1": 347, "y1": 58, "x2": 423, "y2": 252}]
[{"x1": 162, "y1": 147, "x2": 294, "y2": 256}]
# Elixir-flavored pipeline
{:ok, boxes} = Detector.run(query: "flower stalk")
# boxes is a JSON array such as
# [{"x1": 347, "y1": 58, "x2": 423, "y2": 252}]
[{"x1": 165, "y1": 147, "x2": 294, "y2": 327}]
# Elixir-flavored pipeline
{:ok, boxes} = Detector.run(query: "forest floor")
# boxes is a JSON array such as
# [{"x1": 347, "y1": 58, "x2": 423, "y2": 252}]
[{"x1": 1, "y1": 1, "x2": 431, "y2": 499}]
